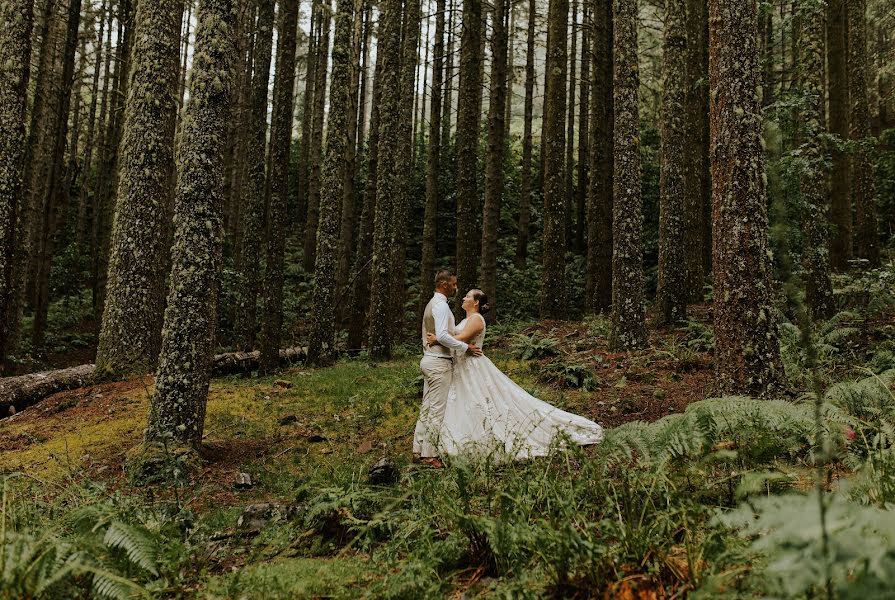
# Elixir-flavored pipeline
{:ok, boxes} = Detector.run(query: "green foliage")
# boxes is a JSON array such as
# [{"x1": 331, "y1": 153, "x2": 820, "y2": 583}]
[{"x1": 510, "y1": 332, "x2": 560, "y2": 360}]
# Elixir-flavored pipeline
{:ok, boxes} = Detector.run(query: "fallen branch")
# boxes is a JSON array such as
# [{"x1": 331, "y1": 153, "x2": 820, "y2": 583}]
[{"x1": 0, "y1": 346, "x2": 307, "y2": 418}]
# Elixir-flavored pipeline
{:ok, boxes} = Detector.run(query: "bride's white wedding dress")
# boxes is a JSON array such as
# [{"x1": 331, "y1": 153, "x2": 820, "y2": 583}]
[{"x1": 439, "y1": 313, "x2": 604, "y2": 459}]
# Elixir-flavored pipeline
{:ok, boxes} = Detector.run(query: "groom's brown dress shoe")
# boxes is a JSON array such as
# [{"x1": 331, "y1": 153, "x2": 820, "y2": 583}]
[{"x1": 420, "y1": 457, "x2": 444, "y2": 469}]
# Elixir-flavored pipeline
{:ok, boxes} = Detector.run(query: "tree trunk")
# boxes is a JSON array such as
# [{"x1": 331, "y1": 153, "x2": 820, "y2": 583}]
[
  {"x1": 32, "y1": 0, "x2": 83, "y2": 351},
  {"x1": 797, "y1": 0, "x2": 834, "y2": 319},
  {"x1": 148, "y1": 0, "x2": 235, "y2": 447},
  {"x1": 586, "y1": 0, "x2": 612, "y2": 313},
  {"x1": 259, "y1": 0, "x2": 300, "y2": 372},
  {"x1": 95, "y1": 0, "x2": 181, "y2": 378},
  {"x1": 347, "y1": 34, "x2": 383, "y2": 352},
  {"x1": 7, "y1": 0, "x2": 55, "y2": 356},
  {"x1": 308, "y1": 0, "x2": 355, "y2": 367},
  {"x1": 480, "y1": 0, "x2": 509, "y2": 321},
  {"x1": 0, "y1": 0, "x2": 34, "y2": 370},
  {"x1": 608, "y1": 0, "x2": 645, "y2": 349},
  {"x1": 75, "y1": 0, "x2": 107, "y2": 251},
  {"x1": 827, "y1": 0, "x2": 850, "y2": 270},
  {"x1": 441, "y1": 0, "x2": 455, "y2": 142},
  {"x1": 563, "y1": 0, "x2": 577, "y2": 249},
  {"x1": 303, "y1": 6, "x2": 332, "y2": 274},
  {"x1": 454, "y1": 0, "x2": 483, "y2": 299},
  {"x1": 388, "y1": 0, "x2": 421, "y2": 334},
  {"x1": 539, "y1": 0, "x2": 569, "y2": 320},
  {"x1": 92, "y1": 0, "x2": 135, "y2": 324},
  {"x1": 684, "y1": 0, "x2": 709, "y2": 300},
  {"x1": 656, "y1": 0, "x2": 688, "y2": 326},
  {"x1": 420, "y1": 0, "x2": 446, "y2": 317},
  {"x1": 367, "y1": 0, "x2": 404, "y2": 360},
  {"x1": 708, "y1": 0, "x2": 782, "y2": 396},
  {"x1": 228, "y1": 3, "x2": 257, "y2": 269},
  {"x1": 234, "y1": 0, "x2": 274, "y2": 351},
  {"x1": 296, "y1": 5, "x2": 318, "y2": 234},
  {"x1": 575, "y1": 3, "x2": 589, "y2": 255},
  {"x1": 847, "y1": 0, "x2": 879, "y2": 267},
  {"x1": 334, "y1": 0, "x2": 365, "y2": 321},
  {"x1": 514, "y1": 0, "x2": 536, "y2": 268}
]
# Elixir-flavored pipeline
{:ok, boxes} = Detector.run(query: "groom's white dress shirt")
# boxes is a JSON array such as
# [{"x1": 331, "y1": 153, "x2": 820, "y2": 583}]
[{"x1": 423, "y1": 292, "x2": 468, "y2": 357}]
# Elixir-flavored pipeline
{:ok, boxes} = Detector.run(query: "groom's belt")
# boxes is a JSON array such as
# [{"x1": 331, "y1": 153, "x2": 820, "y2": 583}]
[{"x1": 423, "y1": 352, "x2": 454, "y2": 361}]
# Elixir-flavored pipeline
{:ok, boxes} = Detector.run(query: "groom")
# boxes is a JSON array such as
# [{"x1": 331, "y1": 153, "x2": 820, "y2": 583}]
[{"x1": 414, "y1": 270, "x2": 482, "y2": 468}]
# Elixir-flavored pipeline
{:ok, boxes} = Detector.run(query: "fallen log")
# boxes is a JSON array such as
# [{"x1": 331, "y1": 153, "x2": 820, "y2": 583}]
[
  {"x1": 0, "y1": 347, "x2": 307, "y2": 418},
  {"x1": 0, "y1": 364, "x2": 96, "y2": 417}
]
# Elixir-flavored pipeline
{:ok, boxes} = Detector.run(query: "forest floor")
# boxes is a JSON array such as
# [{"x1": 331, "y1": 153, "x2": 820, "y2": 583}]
[{"x1": 3, "y1": 266, "x2": 895, "y2": 598}]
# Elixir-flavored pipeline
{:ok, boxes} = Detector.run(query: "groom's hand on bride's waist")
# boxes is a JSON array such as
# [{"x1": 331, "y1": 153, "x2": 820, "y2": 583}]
[{"x1": 467, "y1": 344, "x2": 483, "y2": 357}]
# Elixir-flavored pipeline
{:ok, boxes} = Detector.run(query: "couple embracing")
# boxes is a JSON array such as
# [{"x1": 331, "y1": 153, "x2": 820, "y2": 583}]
[{"x1": 413, "y1": 270, "x2": 604, "y2": 468}]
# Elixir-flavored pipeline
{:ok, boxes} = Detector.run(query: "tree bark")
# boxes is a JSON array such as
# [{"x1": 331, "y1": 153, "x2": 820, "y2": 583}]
[
  {"x1": 563, "y1": 0, "x2": 577, "y2": 249},
  {"x1": 296, "y1": 5, "x2": 318, "y2": 234},
  {"x1": 148, "y1": 0, "x2": 235, "y2": 447},
  {"x1": 797, "y1": 0, "x2": 834, "y2": 319},
  {"x1": 388, "y1": 0, "x2": 421, "y2": 335},
  {"x1": 586, "y1": 0, "x2": 612, "y2": 313},
  {"x1": 303, "y1": 5, "x2": 332, "y2": 274},
  {"x1": 827, "y1": 0, "x2": 851, "y2": 270},
  {"x1": 259, "y1": 0, "x2": 300, "y2": 372},
  {"x1": 847, "y1": 0, "x2": 879, "y2": 267},
  {"x1": 575, "y1": 3, "x2": 589, "y2": 255},
  {"x1": 656, "y1": 0, "x2": 688, "y2": 326},
  {"x1": 32, "y1": 0, "x2": 83, "y2": 351},
  {"x1": 608, "y1": 0, "x2": 645, "y2": 349},
  {"x1": 0, "y1": 0, "x2": 34, "y2": 370},
  {"x1": 75, "y1": 0, "x2": 107, "y2": 251},
  {"x1": 708, "y1": 0, "x2": 783, "y2": 396},
  {"x1": 234, "y1": 0, "x2": 274, "y2": 351},
  {"x1": 514, "y1": 0, "x2": 536, "y2": 268},
  {"x1": 367, "y1": 0, "x2": 404, "y2": 360},
  {"x1": 441, "y1": 0, "x2": 455, "y2": 142},
  {"x1": 420, "y1": 0, "x2": 446, "y2": 317},
  {"x1": 480, "y1": 0, "x2": 509, "y2": 321},
  {"x1": 539, "y1": 0, "x2": 568, "y2": 319},
  {"x1": 684, "y1": 0, "x2": 709, "y2": 299},
  {"x1": 95, "y1": 0, "x2": 181, "y2": 378},
  {"x1": 454, "y1": 0, "x2": 483, "y2": 299},
  {"x1": 308, "y1": 0, "x2": 355, "y2": 366}
]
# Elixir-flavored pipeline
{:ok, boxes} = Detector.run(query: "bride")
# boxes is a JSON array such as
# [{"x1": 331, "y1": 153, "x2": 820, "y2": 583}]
[{"x1": 427, "y1": 289, "x2": 604, "y2": 460}]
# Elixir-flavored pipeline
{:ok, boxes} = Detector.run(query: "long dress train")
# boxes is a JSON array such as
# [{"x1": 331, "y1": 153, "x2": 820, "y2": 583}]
[{"x1": 439, "y1": 313, "x2": 604, "y2": 459}]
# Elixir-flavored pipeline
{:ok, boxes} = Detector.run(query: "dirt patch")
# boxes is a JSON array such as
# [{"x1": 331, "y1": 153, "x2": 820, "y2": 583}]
[{"x1": 5, "y1": 376, "x2": 152, "y2": 426}]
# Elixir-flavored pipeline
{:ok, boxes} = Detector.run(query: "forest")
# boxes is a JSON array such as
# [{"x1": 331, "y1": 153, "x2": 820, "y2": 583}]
[{"x1": 1, "y1": 0, "x2": 894, "y2": 596}]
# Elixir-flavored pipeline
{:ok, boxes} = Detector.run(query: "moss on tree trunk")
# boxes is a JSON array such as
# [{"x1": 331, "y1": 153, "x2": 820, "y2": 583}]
[
  {"x1": 454, "y1": 0, "x2": 483, "y2": 299},
  {"x1": 708, "y1": 0, "x2": 782, "y2": 397},
  {"x1": 586, "y1": 0, "x2": 612, "y2": 313},
  {"x1": 797, "y1": 0, "x2": 834, "y2": 319},
  {"x1": 259, "y1": 0, "x2": 299, "y2": 373},
  {"x1": 309, "y1": 0, "x2": 355, "y2": 367},
  {"x1": 148, "y1": 0, "x2": 235, "y2": 447},
  {"x1": 609, "y1": 0, "x2": 645, "y2": 350},
  {"x1": 481, "y1": 0, "x2": 509, "y2": 322},
  {"x1": 539, "y1": 0, "x2": 568, "y2": 319},
  {"x1": 234, "y1": 0, "x2": 274, "y2": 351},
  {"x1": 0, "y1": 0, "x2": 33, "y2": 369},
  {"x1": 656, "y1": 0, "x2": 688, "y2": 326},
  {"x1": 96, "y1": 0, "x2": 182, "y2": 378}
]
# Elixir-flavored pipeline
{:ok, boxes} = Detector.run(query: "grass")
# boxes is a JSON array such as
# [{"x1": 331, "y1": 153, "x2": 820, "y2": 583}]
[{"x1": 3, "y1": 288, "x2": 895, "y2": 598}]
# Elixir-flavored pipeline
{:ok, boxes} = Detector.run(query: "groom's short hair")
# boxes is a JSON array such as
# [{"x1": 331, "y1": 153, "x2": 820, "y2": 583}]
[{"x1": 434, "y1": 270, "x2": 455, "y2": 288}]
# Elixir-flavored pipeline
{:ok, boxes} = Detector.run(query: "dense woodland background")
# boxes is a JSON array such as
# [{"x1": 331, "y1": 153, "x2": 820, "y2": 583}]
[
  {"x1": 0, "y1": 0, "x2": 891, "y2": 381},
  {"x1": 2, "y1": 0, "x2": 895, "y2": 597}
]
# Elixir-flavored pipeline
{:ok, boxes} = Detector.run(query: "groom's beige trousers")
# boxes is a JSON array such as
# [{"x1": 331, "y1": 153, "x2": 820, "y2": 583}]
[{"x1": 414, "y1": 355, "x2": 453, "y2": 457}]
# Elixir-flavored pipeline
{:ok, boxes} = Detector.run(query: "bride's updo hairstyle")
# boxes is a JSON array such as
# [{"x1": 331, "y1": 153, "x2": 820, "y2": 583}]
[{"x1": 471, "y1": 289, "x2": 490, "y2": 316}]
